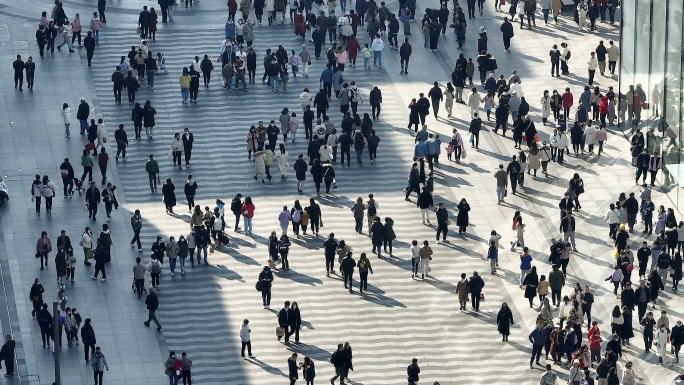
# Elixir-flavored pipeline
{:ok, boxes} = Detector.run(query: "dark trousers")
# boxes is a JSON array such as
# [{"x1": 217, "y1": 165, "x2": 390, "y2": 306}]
[
  {"x1": 84, "y1": 343, "x2": 95, "y2": 362},
  {"x1": 551, "y1": 61, "x2": 559, "y2": 76},
  {"x1": 134, "y1": 278, "x2": 144, "y2": 297},
  {"x1": 436, "y1": 223, "x2": 448, "y2": 240},
  {"x1": 644, "y1": 331, "x2": 653, "y2": 350},
  {"x1": 588, "y1": 69, "x2": 595, "y2": 85},
  {"x1": 94, "y1": 262, "x2": 106, "y2": 279},
  {"x1": 344, "y1": 272, "x2": 353, "y2": 290},
  {"x1": 241, "y1": 341, "x2": 252, "y2": 356},
  {"x1": 93, "y1": 371, "x2": 104, "y2": 385},
  {"x1": 340, "y1": 148, "x2": 351, "y2": 166},
  {"x1": 471, "y1": 292, "x2": 480, "y2": 310},
  {"x1": 637, "y1": 302, "x2": 647, "y2": 321},
  {"x1": 180, "y1": 369, "x2": 192, "y2": 385},
  {"x1": 354, "y1": 217, "x2": 363, "y2": 233},
  {"x1": 151, "y1": 272, "x2": 160, "y2": 287},
  {"x1": 261, "y1": 290, "x2": 271, "y2": 306},
  {"x1": 14, "y1": 73, "x2": 23, "y2": 88},
  {"x1": 608, "y1": 60, "x2": 617, "y2": 74},
  {"x1": 551, "y1": 289, "x2": 561, "y2": 305},
  {"x1": 530, "y1": 344, "x2": 543, "y2": 364},
  {"x1": 63, "y1": 179, "x2": 73, "y2": 197},
  {"x1": 326, "y1": 255, "x2": 334, "y2": 273},
  {"x1": 359, "y1": 271, "x2": 368, "y2": 291},
  {"x1": 503, "y1": 37, "x2": 510, "y2": 50},
  {"x1": 372, "y1": 104, "x2": 381, "y2": 119},
  {"x1": 509, "y1": 173, "x2": 519, "y2": 193},
  {"x1": 116, "y1": 144, "x2": 126, "y2": 159},
  {"x1": 131, "y1": 229, "x2": 141, "y2": 249}
]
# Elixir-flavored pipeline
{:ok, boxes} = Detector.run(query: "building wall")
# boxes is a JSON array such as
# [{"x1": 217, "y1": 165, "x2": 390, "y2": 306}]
[{"x1": 620, "y1": 0, "x2": 684, "y2": 202}]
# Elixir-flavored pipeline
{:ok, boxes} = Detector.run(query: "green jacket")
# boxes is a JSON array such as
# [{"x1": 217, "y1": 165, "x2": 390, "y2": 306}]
[
  {"x1": 145, "y1": 159, "x2": 159, "y2": 174},
  {"x1": 81, "y1": 155, "x2": 93, "y2": 168},
  {"x1": 548, "y1": 270, "x2": 565, "y2": 290},
  {"x1": 264, "y1": 149, "x2": 274, "y2": 167},
  {"x1": 357, "y1": 257, "x2": 373, "y2": 273}
]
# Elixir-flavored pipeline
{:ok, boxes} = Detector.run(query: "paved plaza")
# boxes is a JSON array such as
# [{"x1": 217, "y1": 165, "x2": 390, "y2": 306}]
[{"x1": 0, "y1": 0, "x2": 681, "y2": 384}]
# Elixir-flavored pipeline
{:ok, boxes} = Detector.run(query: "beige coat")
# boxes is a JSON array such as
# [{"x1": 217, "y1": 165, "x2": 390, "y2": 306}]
[
  {"x1": 455, "y1": 279, "x2": 469, "y2": 303},
  {"x1": 552, "y1": 0, "x2": 562, "y2": 17}
]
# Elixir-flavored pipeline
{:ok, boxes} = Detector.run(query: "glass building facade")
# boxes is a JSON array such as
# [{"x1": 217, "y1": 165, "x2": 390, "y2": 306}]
[{"x1": 620, "y1": 0, "x2": 684, "y2": 202}]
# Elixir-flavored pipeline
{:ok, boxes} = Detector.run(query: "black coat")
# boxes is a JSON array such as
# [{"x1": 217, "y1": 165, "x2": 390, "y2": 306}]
[
  {"x1": 456, "y1": 202, "x2": 470, "y2": 227},
  {"x1": 145, "y1": 292, "x2": 159, "y2": 310},
  {"x1": 523, "y1": 272, "x2": 538, "y2": 299},
  {"x1": 76, "y1": 102, "x2": 90, "y2": 120},
  {"x1": 80, "y1": 324, "x2": 96, "y2": 345},
  {"x1": 162, "y1": 183, "x2": 176, "y2": 207},
  {"x1": 370, "y1": 221, "x2": 384, "y2": 245},
  {"x1": 143, "y1": 106, "x2": 156, "y2": 127},
  {"x1": 497, "y1": 307, "x2": 514, "y2": 335}
]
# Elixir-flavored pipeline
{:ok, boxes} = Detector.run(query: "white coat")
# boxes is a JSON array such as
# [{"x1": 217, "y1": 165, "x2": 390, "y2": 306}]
[
  {"x1": 299, "y1": 92, "x2": 312, "y2": 109},
  {"x1": 467, "y1": 91, "x2": 483, "y2": 111},
  {"x1": 96, "y1": 123, "x2": 107, "y2": 141},
  {"x1": 254, "y1": 151, "x2": 266, "y2": 175},
  {"x1": 654, "y1": 328, "x2": 668, "y2": 357},
  {"x1": 171, "y1": 138, "x2": 183, "y2": 152},
  {"x1": 275, "y1": 150, "x2": 288, "y2": 176},
  {"x1": 554, "y1": 133, "x2": 568, "y2": 149},
  {"x1": 61, "y1": 107, "x2": 72, "y2": 124},
  {"x1": 583, "y1": 125, "x2": 596, "y2": 146},
  {"x1": 319, "y1": 145, "x2": 332, "y2": 162},
  {"x1": 342, "y1": 16, "x2": 352, "y2": 37},
  {"x1": 587, "y1": 56, "x2": 598, "y2": 71},
  {"x1": 540, "y1": 96, "x2": 551, "y2": 119}
]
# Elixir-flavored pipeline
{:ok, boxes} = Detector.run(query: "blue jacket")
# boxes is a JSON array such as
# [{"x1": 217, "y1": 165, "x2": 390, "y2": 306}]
[
  {"x1": 225, "y1": 22, "x2": 236, "y2": 40},
  {"x1": 426, "y1": 140, "x2": 437, "y2": 155},
  {"x1": 320, "y1": 68, "x2": 333, "y2": 83},
  {"x1": 414, "y1": 141, "x2": 427, "y2": 158},
  {"x1": 528, "y1": 327, "x2": 545, "y2": 346}
]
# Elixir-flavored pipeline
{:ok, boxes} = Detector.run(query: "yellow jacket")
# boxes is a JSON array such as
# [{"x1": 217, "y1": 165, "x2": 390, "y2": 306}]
[{"x1": 179, "y1": 74, "x2": 190, "y2": 89}]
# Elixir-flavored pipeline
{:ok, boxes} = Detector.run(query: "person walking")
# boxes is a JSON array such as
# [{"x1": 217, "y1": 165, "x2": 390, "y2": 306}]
[
  {"x1": 357, "y1": 252, "x2": 373, "y2": 293},
  {"x1": 145, "y1": 154, "x2": 160, "y2": 193},
  {"x1": 330, "y1": 344, "x2": 345, "y2": 384},
  {"x1": 407, "y1": 358, "x2": 420, "y2": 385},
  {"x1": 497, "y1": 303, "x2": 514, "y2": 341},
  {"x1": 0, "y1": 335, "x2": 15, "y2": 377},
  {"x1": 469, "y1": 271, "x2": 485, "y2": 311},
  {"x1": 240, "y1": 319, "x2": 253, "y2": 357},
  {"x1": 340, "y1": 251, "x2": 356, "y2": 293},
  {"x1": 144, "y1": 286, "x2": 162, "y2": 330},
  {"x1": 529, "y1": 324, "x2": 546, "y2": 368},
  {"x1": 80, "y1": 318, "x2": 97, "y2": 363},
  {"x1": 90, "y1": 346, "x2": 109, "y2": 385},
  {"x1": 500, "y1": 17, "x2": 514, "y2": 52},
  {"x1": 258, "y1": 266, "x2": 273, "y2": 308},
  {"x1": 419, "y1": 240, "x2": 433, "y2": 279}
]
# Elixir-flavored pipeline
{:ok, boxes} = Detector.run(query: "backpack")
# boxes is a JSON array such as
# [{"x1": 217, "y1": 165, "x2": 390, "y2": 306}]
[
  {"x1": 60, "y1": 169, "x2": 69, "y2": 179},
  {"x1": 367, "y1": 202, "x2": 377, "y2": 216},
  {"x1": 150, "y1": 260, "x2": 161, "y2": 274},
  {"x1": 489, "y1": 58, "x2": 498, "y2": 71}
]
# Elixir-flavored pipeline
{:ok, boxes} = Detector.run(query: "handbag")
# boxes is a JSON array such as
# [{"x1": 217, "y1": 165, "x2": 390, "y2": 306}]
[
  {"x1": 626, "y1": 263, "x2": 634, "y2": 272},
  {"x1": 276, "y1": 326, "x2": 285, "y2": 337},
  {"x1": 136, "y1": 26, "x2": 142, "y2": 34},
  {"x1": 69, "y1": 256, "x2": 77, "y2": 264},
  {"x1": 35, "y1": 252, "x2": 41, "y2": 259},
  {"x1": 255, "y1": 281, "x2": 263, "y2": 291}
]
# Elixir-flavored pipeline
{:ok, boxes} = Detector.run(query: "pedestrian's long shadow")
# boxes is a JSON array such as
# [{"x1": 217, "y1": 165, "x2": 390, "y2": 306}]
[
  {"x1": 277, "y1": 269, "x2": 324, "y2": 286},
  {"x1": 225, "y1": 248, "x2": 262, "y2": 266},
  {"x1": 361, "y1": 289, "x2": 407, "y2": 308},
  {"x1": 209, "y1": 264, "x2": 245, "y2": 282},
  {"x1": 420, "y1": 274, "x2": 455, "y2": 295},
  {"x1": 229, "y1": 237, "x2": 258, "y2": 249},
  {"x1": 468, "y1": 148, "x2": 509, "y2": 163},
  {"x1": 285, "y1": 342, "x2": 331, "y2": 362},
  {"x1": 245, "y1": 356, "x2": 288, "y2": 377}
]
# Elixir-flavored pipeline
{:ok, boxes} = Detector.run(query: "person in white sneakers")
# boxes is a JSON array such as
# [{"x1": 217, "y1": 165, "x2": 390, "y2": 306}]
[{"x1": 240, "y1": 319, "x2": 253, "y2": 357}]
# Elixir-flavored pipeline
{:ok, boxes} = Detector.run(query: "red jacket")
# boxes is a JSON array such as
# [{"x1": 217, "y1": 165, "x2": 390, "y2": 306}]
[
  {"x1": 241, "y1": 203, "x2": 255, "y2": 218},
  {"x1": 228, "y1": 0, "x2": 238, "y2": 12},
  {"x1": 589, "y1": 333, "x2": 603, "y2": 351},
  {"x1": 346, "y1": 38, "x2": 360, "y2": 59},
  {"x1": 598, "y1": 96, "x2": 609, "y2": 114},
  {"x1": 562, "y1": 92, "x2": 574, "y2": 108},
  {"x1": 294, "y1": 13, "x2": 306, "y2": 34}
]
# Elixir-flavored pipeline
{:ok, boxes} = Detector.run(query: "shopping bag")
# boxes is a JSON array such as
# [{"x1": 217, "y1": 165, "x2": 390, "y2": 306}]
[{"x1": 136, "y1": 26, "x2": 142, "y2": 34}]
